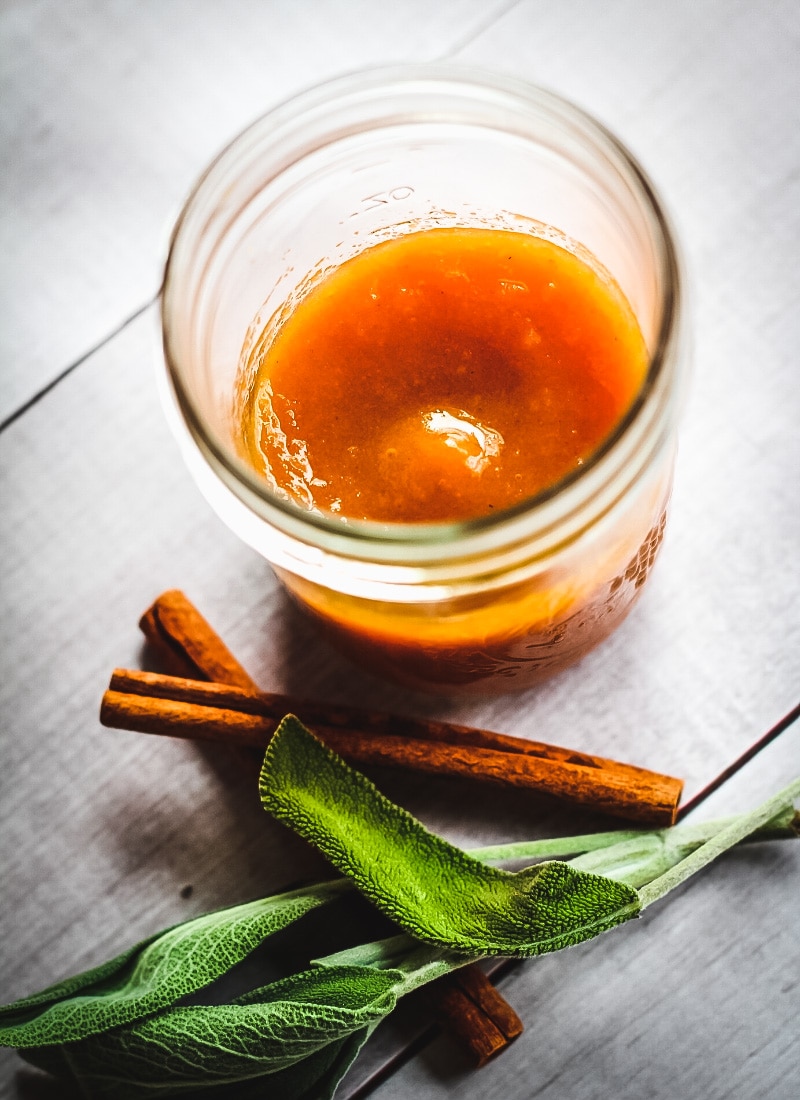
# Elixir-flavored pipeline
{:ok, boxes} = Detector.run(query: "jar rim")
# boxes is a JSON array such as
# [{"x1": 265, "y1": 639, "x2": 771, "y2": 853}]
[{"x1": 161, "y1": 63, "x2": 683, "y2": 563}]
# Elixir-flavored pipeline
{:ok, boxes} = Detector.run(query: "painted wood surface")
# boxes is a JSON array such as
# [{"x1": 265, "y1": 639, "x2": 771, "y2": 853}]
[{"x1": 1, "y1": 2, "x2": 798, "y2": 1097}]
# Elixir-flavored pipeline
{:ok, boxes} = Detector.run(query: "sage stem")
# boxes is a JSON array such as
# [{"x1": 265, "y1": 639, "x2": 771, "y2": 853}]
[{"x1": 637, "y1": 777, "x2": 800, "y2": 908}]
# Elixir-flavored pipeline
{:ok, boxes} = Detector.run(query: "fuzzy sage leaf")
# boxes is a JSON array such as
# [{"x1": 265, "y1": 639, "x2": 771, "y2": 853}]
[
  {"x1": 259, "y1": 716, "x2": 641, "y2": 956},
  {"x1": 18, "y1": 966, "x2": 402, "y2": 1100},
  {"x1": 0, "y1": 880, "x2": 349, "y2": 1048}
]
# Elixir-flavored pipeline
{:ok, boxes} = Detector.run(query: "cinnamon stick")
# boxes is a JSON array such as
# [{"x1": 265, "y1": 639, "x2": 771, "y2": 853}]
[
  {"x1": 427, "y1": 966, "x2": 523, "y2": 1066},
  {"x1": 102, "y1": 667, "x2": 682, "y2": 825},
  {"x1": 141, "y1": 593, "x2": 681, "y2": 792},
  {"x1": 137, "y1": 593, "x2": 526, "y2": 1066},
  {"x1": 139, "y1": 590, "x2": 259, "y2": 691}
]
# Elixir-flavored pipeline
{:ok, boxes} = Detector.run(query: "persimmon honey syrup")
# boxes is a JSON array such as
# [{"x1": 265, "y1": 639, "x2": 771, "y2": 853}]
[{"x1": 238, "y1": 227, "x2": 647, "y2": 525}]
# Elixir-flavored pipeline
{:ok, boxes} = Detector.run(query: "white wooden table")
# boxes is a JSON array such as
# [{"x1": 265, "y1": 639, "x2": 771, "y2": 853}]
[{"x1": 1, "y1": 2, "x2": 798, "y2": 1097}]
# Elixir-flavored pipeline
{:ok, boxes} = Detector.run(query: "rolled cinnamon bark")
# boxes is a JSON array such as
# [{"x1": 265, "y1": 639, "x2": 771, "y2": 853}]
[{"x1": 103, "y1": 666, "x2": 683, "y2": 826}]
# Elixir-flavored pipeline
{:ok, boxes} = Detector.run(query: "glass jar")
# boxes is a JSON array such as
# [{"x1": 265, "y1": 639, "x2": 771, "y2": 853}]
[{"x1": 160, "y1": 65, "x2": 687, "y2": 695}]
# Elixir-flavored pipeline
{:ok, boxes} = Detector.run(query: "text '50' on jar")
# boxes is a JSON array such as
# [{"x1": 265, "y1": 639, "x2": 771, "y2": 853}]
[{"x1": 160, "y1": 66, "x2": 688, "y2": 696}]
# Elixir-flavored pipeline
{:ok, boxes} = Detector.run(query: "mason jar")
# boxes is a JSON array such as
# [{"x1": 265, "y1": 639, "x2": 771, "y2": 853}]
[{"x1": 160, "y1": 65, "x2": 688, "y2": 695}]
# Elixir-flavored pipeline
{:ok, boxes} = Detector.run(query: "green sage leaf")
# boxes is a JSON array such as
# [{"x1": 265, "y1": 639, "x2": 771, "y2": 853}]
[
  {"x1": 259, "y1": 716, "x2": 641, "y2": 957},
  {"x1": 0, "y1": 880, "x2": 349, "y2": 1048},
  {"x1": 18, "y1": 965, "x2": 401, "y2": 1100}
]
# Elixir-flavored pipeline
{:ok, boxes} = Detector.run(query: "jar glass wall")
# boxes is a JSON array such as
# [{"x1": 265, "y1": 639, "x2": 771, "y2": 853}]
[{"x1": 161, "y1": 66, "x2": 687, "y2": 694}]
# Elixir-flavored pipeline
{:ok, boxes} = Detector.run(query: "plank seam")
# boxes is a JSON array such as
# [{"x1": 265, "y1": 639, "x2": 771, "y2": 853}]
[
  {"x1": 436, "y1": 0, "x2": 525, "y2": 60},
  {"x1": 0, "y1": 295, "x2": 158, "y2": 435}
]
